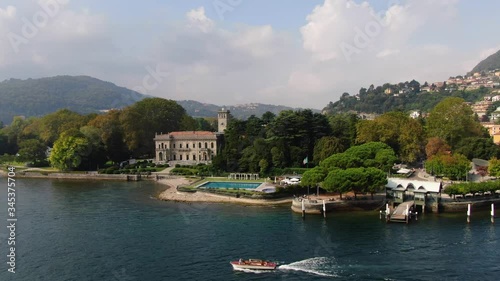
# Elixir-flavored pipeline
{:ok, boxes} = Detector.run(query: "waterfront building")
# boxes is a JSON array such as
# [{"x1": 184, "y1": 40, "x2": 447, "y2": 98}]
[
  {"x1": 386, "y1": 178, "x2": 442, "y2": 213},
  {"x1": 154, "y1": 109, "x2": 230, "y2": 165}
]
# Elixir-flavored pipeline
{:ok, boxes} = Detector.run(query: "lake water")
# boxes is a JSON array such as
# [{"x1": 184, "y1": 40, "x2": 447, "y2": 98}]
[{"x1": 0, "y1": 178, "x2": 498, "y2": 281}]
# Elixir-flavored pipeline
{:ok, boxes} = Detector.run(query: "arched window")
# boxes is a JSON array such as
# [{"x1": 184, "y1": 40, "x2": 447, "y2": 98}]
[
  {"x1": 158, "y1": 152, "x2": 163, "y2": 161},
  {"x1": 211, "y1": 142, "x2": 214, "y2": 149},
  {"x1": 199, "y1": 142, "x2": 202, "y2": 148},
  {"x1": 186, "y1": 143, "x2": 189, "y2": 148},
  {"x1": 180, "y1": 143, "x2": 183, "y2": 148},
  {"x1": 205, "y1": 142, "x2": 208, "y2": 148}
]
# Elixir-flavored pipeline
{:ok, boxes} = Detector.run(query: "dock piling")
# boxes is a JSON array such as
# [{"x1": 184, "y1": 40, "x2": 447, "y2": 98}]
[
  {"x1": 322, "y1": 200, "x2": 326, "y2": 218},
  {"x1": 302, "y1": 199, "x2": 305, "y2": 220},
  {"x1": 467, "y1": 203, "x2": 471, "y2": 223},
  {"x1": 492, "y1": 203, "x2": 495, "y2": 224}
]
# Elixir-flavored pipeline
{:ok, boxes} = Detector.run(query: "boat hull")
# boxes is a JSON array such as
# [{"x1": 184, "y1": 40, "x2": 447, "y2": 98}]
[{"x1": 230, "y1": 261, "x2": 276, "y2": 270}]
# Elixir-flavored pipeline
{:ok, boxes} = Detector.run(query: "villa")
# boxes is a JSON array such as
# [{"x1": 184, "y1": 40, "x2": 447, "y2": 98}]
[{"x1": 153, "y1": 109, "x2": 230, "y2": 165}]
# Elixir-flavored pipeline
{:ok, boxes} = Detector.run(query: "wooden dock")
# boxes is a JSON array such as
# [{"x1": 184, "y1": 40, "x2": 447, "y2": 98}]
[{"x1": 389, "y1": 201, "x2": 415, "y2": 223}]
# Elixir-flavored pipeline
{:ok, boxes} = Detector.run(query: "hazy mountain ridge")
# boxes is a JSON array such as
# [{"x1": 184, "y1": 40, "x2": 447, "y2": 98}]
[
  {"x1": 471, "y1": 50, "x2": 500, "y2": 74},
  {"x1": 176, "y1": 100, "x2": 320, "y2": 119},
  {"x1": 0, "y1": 75, "x2": 145, "y2": 124},
  {"x1": 0, "y1": 76, "x2": 320, "y2": 124}
]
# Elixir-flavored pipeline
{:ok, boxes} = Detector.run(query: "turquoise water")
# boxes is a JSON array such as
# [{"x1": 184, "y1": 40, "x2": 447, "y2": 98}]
[
  {"x1": 199, "y1": 181, "x2": 262, "y2": 189},
  {"x1": 0, "y1": 178, "x2": 498, "y2": 280}
]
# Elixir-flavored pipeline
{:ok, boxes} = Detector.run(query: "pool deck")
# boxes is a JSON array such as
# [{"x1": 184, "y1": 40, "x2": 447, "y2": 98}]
[
  {"x1": 195, "y1": 181, "x2": 266, "y2": 190},
  {"x1": 157, "y1": 178, "x2": 290, "y2": 205}
]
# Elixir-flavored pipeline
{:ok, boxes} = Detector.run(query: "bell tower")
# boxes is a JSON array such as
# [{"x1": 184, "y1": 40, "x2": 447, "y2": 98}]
[{"x1": 217, "y1": 108, "x2": 230, "y2": 133}]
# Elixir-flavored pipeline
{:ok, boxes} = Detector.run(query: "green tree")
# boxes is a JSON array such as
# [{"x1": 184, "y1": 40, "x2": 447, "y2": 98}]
[
  {"x1": 301, "y1": 166, "x2": 328, "y2": 187},
  {"x1": 120, "y1": 98, "x2": 187, "y2": 157},
  {"x1": 79, "y1": 126, "x2": 107, "y2": 170},
  {"x1": 365, "y1": 167, "x2": 388, "y2": 199},
  {"x1": 2, "y1": 116, "x2": 32, "y2": 154},
  {"x1": 488, "y1": 157, "x2": 500, "y2": 177},
  {"x1": 259, "y1": 159, "x2": 269, "y2": 175},
  {"x1": 426, "y1": 97, "x2": 484, "y2": 148},
  {"x1": 50, "y1": 131, "x2": 90, "y2": 171},
  {"x1": 322, "y1": 169, "x2": 350, "y2": 199},
  {"x1": 426, "y1": 153, "x2": 470, "y2": 180},
  {"x1": 356, "y1": 111, "x2": 425, "y2": 163},
  {"x1": 328, "y1": 113, "x2": 359, "y2": 148},
  {"x1": 27, "y1": 109, "x2": 88, "y2": 145},
  {"x1": 88, "y1": 110, "x2": 129, "y2": 163},
  {"x1": 17, "y1": 139, "x2": 47, "y2": 165},
  {"x1": 313, "y1": 136, "x2": 344, "y2": 164},
  {"x1": 454, "y1": 137, "x2": 500, "y2": 160}
]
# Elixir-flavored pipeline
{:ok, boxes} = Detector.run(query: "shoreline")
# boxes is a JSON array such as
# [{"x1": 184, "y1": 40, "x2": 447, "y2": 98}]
[{"x1": 3, "y1": 169, "x2": 499, "y2": 212}]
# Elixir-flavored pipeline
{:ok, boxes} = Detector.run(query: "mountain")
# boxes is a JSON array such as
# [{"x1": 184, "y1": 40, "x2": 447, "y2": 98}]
[
  {"x1": 0, "y1": 75, "x2": 320, "y2": 124},
  {"x1": 0, "y1": 75, "x2": 146, "y2": 124},
  {"x1": 471, "y1": 49, "x2": 500, "y2": 73},
  {"x1": 176, "y1": 100, "x2": 320, "y2": 119}
]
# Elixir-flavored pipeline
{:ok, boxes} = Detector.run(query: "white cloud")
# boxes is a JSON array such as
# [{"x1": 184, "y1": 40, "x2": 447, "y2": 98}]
[{"x1": 186, "y1": 7, "x2": 214, "y2": 33}]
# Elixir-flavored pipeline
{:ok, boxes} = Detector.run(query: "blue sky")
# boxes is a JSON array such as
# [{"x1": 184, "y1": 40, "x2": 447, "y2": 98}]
[{"x1": 0, "y1": 0, "x2": 499, "y2": 109}]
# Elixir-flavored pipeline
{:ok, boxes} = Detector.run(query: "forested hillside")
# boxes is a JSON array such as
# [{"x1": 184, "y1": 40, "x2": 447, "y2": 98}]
[
  {"x1": 323, "y1": 81, "x2": 493, "y2": 115},
  {"x1": 471, "y1": 49, "x2": 500, "y2": 73},
  {"x1": 0, "y1": 76, "x2": 146, "y2": 124},
  {"x1": 177, "y1": 100, "x2": 319, "y2": 119}
]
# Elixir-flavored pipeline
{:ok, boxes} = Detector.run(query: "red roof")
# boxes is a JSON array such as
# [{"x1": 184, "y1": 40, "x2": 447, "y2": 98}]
[
  {"x1": 154, "y1": 131, "x2": 217, "y2": 140},
  {"x1": 168, "y1": 131, "x2": 215, "y2": 136}
]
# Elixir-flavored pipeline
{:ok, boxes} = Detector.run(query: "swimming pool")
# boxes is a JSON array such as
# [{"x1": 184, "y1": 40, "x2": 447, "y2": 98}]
[{"x1": 198, "y1": 182, "x2": 262, "y2": 189}]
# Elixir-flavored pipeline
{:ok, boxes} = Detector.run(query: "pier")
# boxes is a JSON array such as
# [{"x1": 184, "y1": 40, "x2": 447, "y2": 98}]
[{"x1": 389, "y1": 201, "x2": 416, "y2": 223}]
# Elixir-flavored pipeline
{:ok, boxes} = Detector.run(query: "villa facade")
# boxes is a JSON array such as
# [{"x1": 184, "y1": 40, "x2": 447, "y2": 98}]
[{"x1": 153, "y1": 109, "x2": 230, "y2": 165}]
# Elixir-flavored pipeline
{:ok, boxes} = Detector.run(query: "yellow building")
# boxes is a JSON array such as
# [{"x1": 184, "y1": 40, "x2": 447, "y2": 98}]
[{"x1": 494, "y1": 133, "x2": 500, "y2": 145}]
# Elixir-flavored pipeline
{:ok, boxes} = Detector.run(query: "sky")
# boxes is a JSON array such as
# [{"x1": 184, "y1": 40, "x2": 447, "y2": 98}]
[{"x1": 0, "y1": 0, "x2": 499, "y2": 109}]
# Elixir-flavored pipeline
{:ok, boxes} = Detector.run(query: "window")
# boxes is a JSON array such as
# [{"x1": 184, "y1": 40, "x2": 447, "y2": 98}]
[
  {"x1": 173, "y1": 143, "x2": 176, "y2": 148},
  {"x1": 186, "y1": 143, "x2": 189, "y2": 148},
  {"x1": 180, "y1": 155, "x2": 183, "y2": 160},
  {"x1": 205, "y1": 142, "x2": 208, "y2": 148},
  {"x1": 173, "y1": 155, "x2": 176, "y2": 160},
  {"x1": 186, "y1": 155, "x2": 189, "y2": 160},
  {"x1": 193, "y1": 154, "x2": 196, "y2": 160},
  {"x1": 211, "y1": 142, "x2": 214, "y2": 149},
  {"x1": 199, "y1": 142, "x2": 201, "y2": 148},
  {"x1": 180, "y1": 143, "x2": 183, "y2": 148}
]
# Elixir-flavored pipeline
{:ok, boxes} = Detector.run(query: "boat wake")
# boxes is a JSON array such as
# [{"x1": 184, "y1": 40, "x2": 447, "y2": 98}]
[{"x1": 278, "y1": 257, "x2": 339, "y2": 277}]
